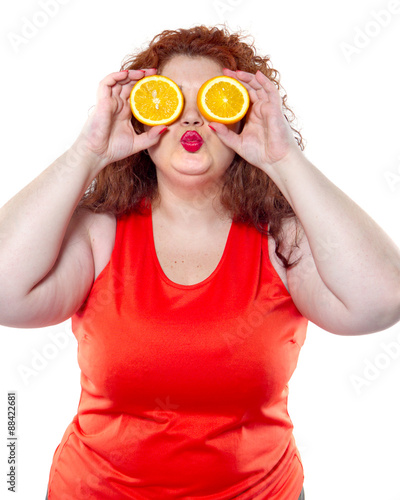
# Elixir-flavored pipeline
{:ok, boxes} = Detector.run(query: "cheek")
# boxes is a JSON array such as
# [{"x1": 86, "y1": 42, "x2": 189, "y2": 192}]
[
  {"x1": 217, "y1": 142, "x2": 237, "y2": 168},
  {"x1": 147, "y1": 143, "x2": 164, "y2": 166},
  {"x1": 146, "y1": 131, "x2": 177, "y2": 167}
]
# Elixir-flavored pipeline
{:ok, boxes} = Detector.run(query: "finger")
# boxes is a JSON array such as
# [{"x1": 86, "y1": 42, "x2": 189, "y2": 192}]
[
  {"x1": 97, "y1": 70, "x2": 146, "y2": 100},
  {"x1": 222, "y1": 68, "x2": 254, "y2": 94},
  {"x1": 222, "y1": 67, "x2": 239, "y2": 78},
  {"x1": 233, "y1": 70, "x2": 281, "y2": 108},
  {"x1": 254, "y1": 71, "x2": 282, "y2": 107},
  {"x1": 254, "y1": 70, "x2": 278, "y2": 92},
  {"x1": 134, "y1": 125, "x2": 169, "y2": 151},
  {"x1": 141, "y1": 68, "x2": 158, "y2": 76},
  {"x1": 208, "y1": 122, "x2": 242, "y2": 154},
  {"x1": 236, "y1": 70, "x2": 278, "y2": 105},
  {"x1": 119, "y1": 68, "x2": 157, "y2": 101},
  {"x1": 236, "y1": 70, "x2": 265, "y2": 91},
  {"x1": 119, "y1": 72, "x2": 144, "y2": 100},
  {"x1": 225, "y1": 68, "x2": 278, "y2": 97},
  {"x1": 222, "y1": 67, "x2": 254, "y2": 79},
  {"x1": 97, "y1": 71, "x2": 128, "y2": 100},
  {"x1": 221, "y1": 69, "x2": 262, "y2": 104}
]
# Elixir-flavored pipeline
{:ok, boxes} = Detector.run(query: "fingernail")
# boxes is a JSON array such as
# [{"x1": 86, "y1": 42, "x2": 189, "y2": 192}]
[
  {"x1": 159, "y1": 127, "x2": 168, "y2": 135},
  {"x1": 208, "y1": 125, "x2": 216, "y2": 132}
]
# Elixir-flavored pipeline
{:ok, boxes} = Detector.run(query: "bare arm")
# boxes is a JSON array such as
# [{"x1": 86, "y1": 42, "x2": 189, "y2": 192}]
[
  {"x1": 278, "y1": 179, "x2": 400, "y2": 335},
  {"x1": 0, "y1": 150, "x2": 98, "y2": 327},
  {"x1": 0, "y1": 69, "x2": 164, "y2": 328},
  {"x1": 211, "y1": 68, "x2": 400, "y2": 335}
]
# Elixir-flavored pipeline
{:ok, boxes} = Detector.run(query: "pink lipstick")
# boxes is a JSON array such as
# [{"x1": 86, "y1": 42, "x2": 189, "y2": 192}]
[{"x1": 180, "y1": 131, "x2": 203, "y2": 153}]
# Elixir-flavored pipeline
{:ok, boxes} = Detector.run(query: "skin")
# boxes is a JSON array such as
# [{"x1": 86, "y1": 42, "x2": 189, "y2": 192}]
[
  {"x1": 145, "y1": 57, "x2": 240, "y2": 195},
  {"x1": 143, "y1": 57, "x2": 243, "y2": 286},
  {"x1": 211, "y1": 67, "x2": 400, "y2": 334},
  {"x1": 0, "y1": 55, "x2": 399, "y2": 336}
]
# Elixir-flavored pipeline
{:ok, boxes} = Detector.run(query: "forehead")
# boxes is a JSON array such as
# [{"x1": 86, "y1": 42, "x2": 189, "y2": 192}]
[{"x1": 160, "y1": 55, "x2": 223, "y2": 86}]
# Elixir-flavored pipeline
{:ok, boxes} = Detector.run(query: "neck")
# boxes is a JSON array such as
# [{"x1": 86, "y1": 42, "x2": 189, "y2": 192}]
[{"x1": 152, "y1": 179, "x2": 231, "y2": 230}]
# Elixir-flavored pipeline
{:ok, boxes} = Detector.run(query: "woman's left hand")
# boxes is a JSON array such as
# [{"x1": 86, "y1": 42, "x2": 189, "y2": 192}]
[{"x1": 209, "y1": 68, "x2": 301, "y2": 171}]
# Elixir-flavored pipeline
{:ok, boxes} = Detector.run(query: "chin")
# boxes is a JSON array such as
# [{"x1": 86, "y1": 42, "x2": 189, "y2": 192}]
[
  {"x1": 169, "y1": 162, "x2": 226, "y2": 190},
  {"x1": 173, "y1": 164, "x2": 213, "y2": 179},
  {"x1": 172, "y1": 153, "x2": 214, "y2": 175}
]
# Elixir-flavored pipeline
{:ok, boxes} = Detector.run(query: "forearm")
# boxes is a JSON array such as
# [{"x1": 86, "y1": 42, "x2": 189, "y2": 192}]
[
  {"x1": 0, "y1": 142, "x2": 102, "y2": 298},
  {"x1": 268, "y1": 149, "x2": 400, "y2": 312}
]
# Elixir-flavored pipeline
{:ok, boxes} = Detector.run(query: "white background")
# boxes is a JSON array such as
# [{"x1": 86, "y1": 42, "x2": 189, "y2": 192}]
[{"x1": 1, "y1": 0, "x2": 400, "y2": 499}]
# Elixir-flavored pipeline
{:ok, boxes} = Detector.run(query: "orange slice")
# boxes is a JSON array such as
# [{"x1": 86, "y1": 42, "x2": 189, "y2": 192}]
[
  {"x1": 197, "y1": 76, "x2": 250, "y2": 124},
  {"x1": 130, "y1": 75, "x2": 184, "y2": 126}
]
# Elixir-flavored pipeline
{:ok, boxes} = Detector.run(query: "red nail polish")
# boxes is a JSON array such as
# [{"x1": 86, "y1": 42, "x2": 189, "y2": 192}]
[
  {"x1": 159, "y1": 127, "x2": 168, "y2": 135},
  {"x1": 208, "y1": 125, "x2": 216, "y2": 132}
]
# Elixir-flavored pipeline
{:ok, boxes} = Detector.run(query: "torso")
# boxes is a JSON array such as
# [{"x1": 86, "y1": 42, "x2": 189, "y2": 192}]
[
  {"x1": 86, "y1": 210, "x2": 290, "y2": 292},
  {"x1": 151, "y1": 208, "x2": 234, "y2": 286}
]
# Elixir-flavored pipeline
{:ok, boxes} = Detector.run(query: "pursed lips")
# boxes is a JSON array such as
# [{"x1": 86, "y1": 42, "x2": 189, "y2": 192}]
[{"x1": 180, "y1": 131, "x2": 204, "y2": 153}]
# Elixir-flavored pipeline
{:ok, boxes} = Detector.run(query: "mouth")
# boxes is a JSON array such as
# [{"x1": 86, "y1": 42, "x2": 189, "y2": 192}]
[{"x1": 180, "y1": 130, "x2": 204, "y2": 153}]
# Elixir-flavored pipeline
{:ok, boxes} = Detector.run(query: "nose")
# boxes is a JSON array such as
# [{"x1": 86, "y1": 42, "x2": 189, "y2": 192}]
[{"x1": 179, "y1": 91, "x2": 204, "y2": 126}]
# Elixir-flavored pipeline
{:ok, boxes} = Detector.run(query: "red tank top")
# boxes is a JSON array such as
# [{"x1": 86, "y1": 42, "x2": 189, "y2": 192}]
[{"x1": 47, "y1": 204, "x2": 308, "y2": 499}]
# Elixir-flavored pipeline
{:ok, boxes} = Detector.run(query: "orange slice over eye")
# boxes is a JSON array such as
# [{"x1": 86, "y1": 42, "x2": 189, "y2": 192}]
[
  {"x1": 130, "y1": 75, "x2": 184, "y2": 126},
  {"x1": 197, "y1": 76, "x2": 250, "y2": 124}
]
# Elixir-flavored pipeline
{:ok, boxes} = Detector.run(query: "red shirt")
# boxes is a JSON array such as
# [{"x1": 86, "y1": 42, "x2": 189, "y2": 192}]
[{"x1": 47, "y1": 204, "x2": 308, "y2": 499}]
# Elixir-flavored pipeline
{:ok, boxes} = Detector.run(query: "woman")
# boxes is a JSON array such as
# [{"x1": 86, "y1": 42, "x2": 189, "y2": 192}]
[{"x1": 1, "y1": 25, "x2": 399, "y2": 500}]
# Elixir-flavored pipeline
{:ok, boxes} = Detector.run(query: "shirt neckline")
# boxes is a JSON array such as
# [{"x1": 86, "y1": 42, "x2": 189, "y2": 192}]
[{"x1": 148, "y1": 204, "x2": 235, "y2": 290}]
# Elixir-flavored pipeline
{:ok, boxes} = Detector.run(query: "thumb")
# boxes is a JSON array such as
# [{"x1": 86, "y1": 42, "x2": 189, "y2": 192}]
[
  {"x1": 208, "y1": 123, "x2": 241, "y2": 154},
  {"x1": 135, "y1": 125, "x2": 169, "y2": 152}
]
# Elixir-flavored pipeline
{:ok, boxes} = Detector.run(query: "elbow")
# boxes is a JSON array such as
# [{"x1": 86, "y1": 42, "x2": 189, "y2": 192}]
[
  {"x1": 366, "y1": 265, "x2": 400, "y2": 332},
  {"x1": 337, "y1": 287, "x2": 400, "y2": 336},
  {"x1": 392, "y1": 281, "x2": 400, "y2": 327},
  {"x1": 387, "y1": 266, "x2": 400, "y2": 327},
  {"x1": 368, "y1": 284, "x2": 400, "y2": 333}
]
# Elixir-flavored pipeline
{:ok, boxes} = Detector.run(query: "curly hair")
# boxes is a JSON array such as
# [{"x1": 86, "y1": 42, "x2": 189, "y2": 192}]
[{"x1": 79, "y1": 25, "x2": 305, "y2": 268}]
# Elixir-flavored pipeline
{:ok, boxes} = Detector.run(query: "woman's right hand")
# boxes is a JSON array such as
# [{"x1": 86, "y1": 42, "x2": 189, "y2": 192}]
[
  {"x1": 75, "y1": 68, "x2": 166, "y2": 170},
  {"x1": 0, "y1": 69, "x2": 169, "y2": 328}
]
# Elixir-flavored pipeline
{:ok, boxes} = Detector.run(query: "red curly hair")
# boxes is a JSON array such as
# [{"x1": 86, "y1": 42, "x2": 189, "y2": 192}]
[{"x1": 79, "y1": 25, "x2": 304, "y2": 268}]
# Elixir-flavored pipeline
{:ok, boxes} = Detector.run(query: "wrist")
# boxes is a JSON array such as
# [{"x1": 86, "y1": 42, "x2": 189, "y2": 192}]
[
  {"x1": 261, "y1": 147, "x2": 312, "y2": 207},
  {"x1": 266, "y1": 145, "x2": 307, "y2": 172},
  {"x1": 67, "y1": 136, "x2": 109, "y2": 177}
]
